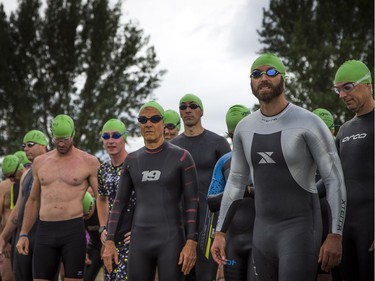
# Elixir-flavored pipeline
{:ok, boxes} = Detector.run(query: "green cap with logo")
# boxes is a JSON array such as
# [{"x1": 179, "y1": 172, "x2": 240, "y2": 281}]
[
  {"x1": 334, "y1": 59, "x2": 372, "y2": 84},
  {"x1": 102, "y1": 119, "x2": 127, "y2": 140},
  {"x1": 51, "y1": 114, "x2": 75, "y2": 138},
  {"x1": 23, "y1": 130, "x2": 48, "y2": 146},
  {"x1": 164, "y1": 109, "x2": 181, "y2": 130},
  {"x1": 179, "y1": 93, "x2": 204, "y2": 113},
  {"x1": 2, "y1": 155, "x2": 24, "y2": 175},
  {"x1": 251, "y1": 53, "x2": 286, "y2": 81},
  {"x1": 312, "y1": 108, "x2": 334, "y2": 129},
  {"x1": 226, "y1": 105, "x2": 251, "y2": 132}
]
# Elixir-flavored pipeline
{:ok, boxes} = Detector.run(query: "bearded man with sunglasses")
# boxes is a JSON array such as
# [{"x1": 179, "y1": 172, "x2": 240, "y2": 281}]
[
  {"x1": 16, "y1": 114, "x2": 100, "y2": 281},
  {"x1": 0, "y1": 154, "x2": 25, "y2": 281},
  {"x1": 334, "y1": 60, "x2": 374, "y2": 281},
  {"x1": 96, "y1": 118, "x2": 136, "y2": 281},
  {"x1": 103, "y1": 101, "x2": 199, "y2": 281},
  {"x1": 211, "y1": 53, "x2": 347, "y2": 281},
  {"x1": 171, "y1": 93, "x2": 231, "y2": 281}
]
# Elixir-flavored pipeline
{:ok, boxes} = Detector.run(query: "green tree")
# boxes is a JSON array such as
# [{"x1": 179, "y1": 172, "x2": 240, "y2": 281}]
[
  {"x1": 0, "y1": 0, "x2": 165, "y2": 155},
  {"x1": 257, "y1": 0, "x2": 374, "y2": 127}
]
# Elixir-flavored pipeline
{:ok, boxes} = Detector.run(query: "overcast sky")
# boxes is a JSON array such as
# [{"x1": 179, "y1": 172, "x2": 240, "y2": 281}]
[{"x1": 2, "y1": 0, "x2": 270, "y2": 152}]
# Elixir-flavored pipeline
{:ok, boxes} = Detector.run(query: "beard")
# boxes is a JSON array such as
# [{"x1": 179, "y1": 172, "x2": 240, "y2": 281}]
[{"x1": 251, "y1": 79, "x2": 284, "y2": 103}]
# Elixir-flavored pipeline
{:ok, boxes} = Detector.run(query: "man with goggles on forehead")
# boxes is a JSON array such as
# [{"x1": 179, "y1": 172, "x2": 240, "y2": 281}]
[
  {"x1": 0, "y1": 155, "x2": 25, "y2": 280},
  {"x1": 16, "y1": 114, "x2": 100, "y2": 281},
  {"x1": 96, "y1": 118, "x2": 136, "y2": 281},
  {"x1": 103, "y1": 101, "x2": 199, "y2": 281},
  {"x1": 163, "y1": 109, "x2": 181, "y2": 141},
  {"x1": 212, "y1": 53, "x2": 346, "y2": 281},
  {"x1": 172, "y1": 93, "x2": 231, "y2": 281},
  {"x1": 334, "y1": 60, "x2": 374, "y2": 281}
]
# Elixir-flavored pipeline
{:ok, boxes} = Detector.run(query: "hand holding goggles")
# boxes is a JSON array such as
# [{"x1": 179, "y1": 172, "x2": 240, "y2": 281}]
[
  {"x1": 101, "y1": 132, "x2": 124, "y2": 140},
  {"x1": 251, "y1": 68, "x2": 282, "y2": 79},
  {"x1": 137, "y1": 115, "x2": 163, "y2": 124}
]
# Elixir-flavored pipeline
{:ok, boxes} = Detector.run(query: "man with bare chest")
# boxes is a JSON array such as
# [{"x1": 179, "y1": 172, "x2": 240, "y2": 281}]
[{"x1": 16, "y1": 114, "x2": 100, "y2": 281}]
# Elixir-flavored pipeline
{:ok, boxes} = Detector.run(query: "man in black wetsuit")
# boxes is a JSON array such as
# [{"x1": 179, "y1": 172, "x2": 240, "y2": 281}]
[
  {"x1": 0, "y1": 130, "x2": 50, "y2": 281},
  {"x1": 171, "y1": 93, "x2": 231, "y2": 281},
  {"x1": 333, "y1": 60, "x2": 374, "y2": 281},
  {"x1": 211, "y1": 53, "x2": 347, "y2": 281},
  {"x1": 102, "y1": 101, "x2": 199, "y2": 281}
]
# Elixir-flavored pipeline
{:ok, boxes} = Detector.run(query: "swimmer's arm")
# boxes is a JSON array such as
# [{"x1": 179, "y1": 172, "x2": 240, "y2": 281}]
[
  {"x1": 19, "y1": 168, "x2": 41, "y2": 235},
  {"x1": 1, "y1": 184, "x2": 24, "y2": 243},
  {"x1": 96, "y1": 195, "x2": 109, "y2": 228},
  {"x1": 87, "y1": 156, "x2": 100, "y2": 199}
]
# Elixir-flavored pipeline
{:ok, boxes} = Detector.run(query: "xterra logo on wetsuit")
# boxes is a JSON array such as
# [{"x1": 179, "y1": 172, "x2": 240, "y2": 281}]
[
  {"x1": 342, "y1": 133, "x2": 367, "y2": 143},
  {"x1": 257, "y1": 152, "x2": 276, "y2": 164},
  {"x1": 142, "y1": 170, "x2": 161, "y2": 181}
]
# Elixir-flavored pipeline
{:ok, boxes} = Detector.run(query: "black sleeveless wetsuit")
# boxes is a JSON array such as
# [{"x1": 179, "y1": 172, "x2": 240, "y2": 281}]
[
  {"x1": 172, "y1": 129, "x2": 231, "y2": 281},
  {"x1": 336, "y1": 109, "x2": 374, "y2": 281},
  {"x1": 106, "y1": 141, "x2": 199, "y2": 281},
  {"x1": 217, "y1": 104, "x2": 346, "y2": 281}
]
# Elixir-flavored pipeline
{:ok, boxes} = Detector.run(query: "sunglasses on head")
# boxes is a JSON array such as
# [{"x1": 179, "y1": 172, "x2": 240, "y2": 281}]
[
  {"x1": 101, "y1": 132, "x2": 124, "y2": 140},
  {"x1": 22, "y1": 142, "x2": 37, "y2": 148},
  {"x1": 137, "y1": 115, "x2": 163, "y2": 124},
  {"x1": 251, "y1": 68, "x2": 281, "y2": 79},
  {"x1": 179, "y1": 104, "x2": 200, "y2": 110}
]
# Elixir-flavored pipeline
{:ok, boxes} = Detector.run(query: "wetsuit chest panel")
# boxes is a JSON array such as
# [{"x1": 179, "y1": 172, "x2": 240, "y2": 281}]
[{"x1": 251, "y1": 132, "x2": 313, "y2": 220}]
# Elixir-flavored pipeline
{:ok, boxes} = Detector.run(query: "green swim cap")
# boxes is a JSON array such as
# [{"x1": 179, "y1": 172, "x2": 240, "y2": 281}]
[
  {"x1": 51, "y1": 114, "x2": 75, "y2": 138},
  {"x1": 334, "y1": 60, "x2": 372, "y2": 84},
  {"x1": 226, "y1": 105, "x2": 251, "y2": 132},
  {"x1": 102, "y1": 119, "x2": 127, "y2": 140},
  {"x1": 23, "y1": 130, "x2": 48, "y2": 146},
  {"x1": 82, "y1": 191, "x2": 94, "y2": 216},
  {"x1": 179, "y1": 93, "x2": 204, "y2": 113},
  {"x1": 139, "y1": 101, "x2": 165, "y2": 117},
  {"x1": 2, "y1": 155, "x2": 24, "y2": 175},
  {"x1": 164, "y1": 109, "x2": 181, "y2": 130},
  {"x1": 14, "y1": 151, "x2": 31, "y2": 166},
  {"x1": 312, "y1": 108, "x2": 334, "y2": 129},
  {"x1": 251, "y1": 53, "x2": 286, "y2": 81}
]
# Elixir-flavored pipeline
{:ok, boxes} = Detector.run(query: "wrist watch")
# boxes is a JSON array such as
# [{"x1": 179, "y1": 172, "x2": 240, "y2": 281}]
[{"x1": 98, "y1": 226, "x2": 106, "y2": 235}]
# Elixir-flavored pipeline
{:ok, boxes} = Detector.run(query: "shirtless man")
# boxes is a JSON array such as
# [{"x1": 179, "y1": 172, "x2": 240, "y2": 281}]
[
  {"x1": 0, "y1": 130, "x2": 50, "y2": 281},
  {"x1": 211, "y1": 54, "x2": 346, "y2": 281},
  {"x1": 0, "y1": 155, "x2": 25, "y2": 281},
  {"x1": 103, "y1": 101, "x2": 199, "y2": 281},
  {"x1": 16, "y1": 114, "x2": 100, "y2": 281}
]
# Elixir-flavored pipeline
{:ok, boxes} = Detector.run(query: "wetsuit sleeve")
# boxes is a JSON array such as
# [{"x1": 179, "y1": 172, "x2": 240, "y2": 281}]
[
  {"x1": 207, "y1": 155, "x2": 227, "y2": 213},
  {"x1": 216, "y1": 132, "x2": 250, "y2": 232},
  {"x1": 181, "y1": 150, "x2": 199, "y2": 241},
  {"x1": 307, "y1": 124, "x2": 346, "y2": 235},
  {"x1": 106, "y1": 162, "x2": 134, "y2": 241}
]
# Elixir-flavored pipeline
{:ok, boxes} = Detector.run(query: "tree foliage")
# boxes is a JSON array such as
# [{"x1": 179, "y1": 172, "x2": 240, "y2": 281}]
[
  {"x1": 257, "y1": 0, "x2": 374, "y2": 127},
  {"x1": 0, "y1": 0, "x2": 165, "y2": 155}
]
